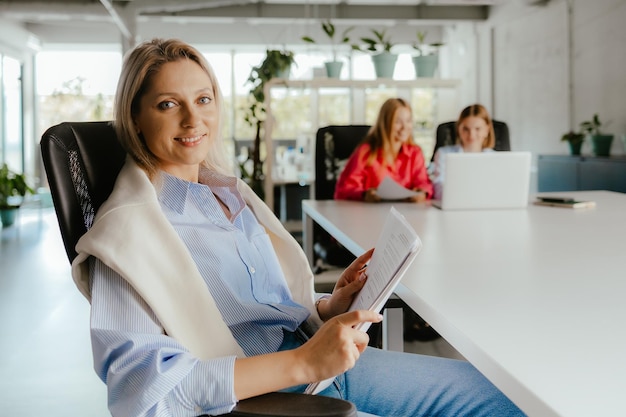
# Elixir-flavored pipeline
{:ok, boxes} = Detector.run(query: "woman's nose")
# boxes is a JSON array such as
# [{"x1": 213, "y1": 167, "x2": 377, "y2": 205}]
[{"x1": 181, "y1": 105, "x2": 200, "y2": 127}]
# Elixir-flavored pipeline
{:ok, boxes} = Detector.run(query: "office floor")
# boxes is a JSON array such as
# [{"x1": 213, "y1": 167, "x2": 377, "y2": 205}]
[{"x1": 0, "y1": 207, "x2": 463, "y2": 416}]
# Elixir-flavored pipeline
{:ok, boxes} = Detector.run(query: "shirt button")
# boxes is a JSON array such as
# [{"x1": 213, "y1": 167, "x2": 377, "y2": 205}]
[
  {"x1": 194, "y1": 406, "x2": 202, "y2": 413},
  {"x1": 249, "y1": 266, "x2": 256, "y2": 274}
]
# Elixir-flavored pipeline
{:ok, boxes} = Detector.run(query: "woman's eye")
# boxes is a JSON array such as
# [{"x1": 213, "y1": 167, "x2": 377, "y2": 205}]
[
  {"x1": 199, "y1": 96, "x2": 213, "y2": 104},
  {"x1": 158, "y1": 101, "x2": 176, "y2": 110}
]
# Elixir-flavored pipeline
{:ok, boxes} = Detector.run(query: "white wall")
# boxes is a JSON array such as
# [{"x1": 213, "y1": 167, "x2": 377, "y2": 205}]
[
  {"x1": 0, "y1": 17, "x2": 39, "y2": 58},
  {"x1": 445, "y1": 23, "x2": 480, "y2": 109},
  {"x1": 479, "y1": 0, "x2": 626, "y2": 157},
  {"x1": 573, "y1": 0, "x2": 626, "y2": 145},
  {"x1": 441, "y1": 0, "x2": 626, "y2": 193}
]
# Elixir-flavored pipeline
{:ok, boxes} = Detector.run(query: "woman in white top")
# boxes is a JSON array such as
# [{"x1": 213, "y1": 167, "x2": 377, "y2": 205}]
[{"x1": 430, "y1": 103, "x2": 496, "y2": 200}]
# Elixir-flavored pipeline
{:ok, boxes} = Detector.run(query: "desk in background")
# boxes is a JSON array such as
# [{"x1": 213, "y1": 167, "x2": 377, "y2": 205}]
[{"x1": 302, "y1": 191, "x2": 626, "y2": 417}]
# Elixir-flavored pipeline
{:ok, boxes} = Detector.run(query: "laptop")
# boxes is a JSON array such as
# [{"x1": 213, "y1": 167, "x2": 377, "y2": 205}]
[{"x1": 432, "y1": 152, "x2": 532, "y2": 210}]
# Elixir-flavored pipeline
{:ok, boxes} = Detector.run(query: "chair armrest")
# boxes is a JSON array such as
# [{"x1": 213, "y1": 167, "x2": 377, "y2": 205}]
[{"x1": 209, "y1": 392, "x2": 357, "y2": 417}]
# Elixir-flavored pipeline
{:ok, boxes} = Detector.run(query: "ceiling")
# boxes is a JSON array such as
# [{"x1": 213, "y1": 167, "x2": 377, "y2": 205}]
[{"x1": 0, "y1": 0, "x2": 508, "y2": 49}]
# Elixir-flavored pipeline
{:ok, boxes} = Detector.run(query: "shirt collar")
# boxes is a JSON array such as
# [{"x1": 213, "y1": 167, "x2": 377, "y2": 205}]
[
  {"x1": 157, "y1": 171, "x2": 191, "y2": 214},
  {"x1": 156, "y1": 168, "x2": 245, "y2": 219}
]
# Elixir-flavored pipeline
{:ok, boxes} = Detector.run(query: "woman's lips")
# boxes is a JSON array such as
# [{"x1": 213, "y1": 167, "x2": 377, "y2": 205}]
[{"x1": 175, "y1": 134, "x2": 204, "y2": 144}]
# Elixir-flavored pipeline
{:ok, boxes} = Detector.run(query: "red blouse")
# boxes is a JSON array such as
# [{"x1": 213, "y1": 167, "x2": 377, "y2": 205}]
[{"x1": 334, "y1": 143, "x2": 433, "y2": 201}]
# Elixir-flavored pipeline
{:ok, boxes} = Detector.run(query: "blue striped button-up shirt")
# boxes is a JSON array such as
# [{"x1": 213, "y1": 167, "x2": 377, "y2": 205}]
[{"x1": 89, "y1": 169, "x2": 310, "y2": 416}]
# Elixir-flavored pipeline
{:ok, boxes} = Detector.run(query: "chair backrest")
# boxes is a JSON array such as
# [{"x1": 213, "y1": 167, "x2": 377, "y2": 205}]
[
  {"x1": 314, "y1": 125, "x2": 370, "y2": 200},
  {"x1": 40, "y1": 121, "x2": 127, "y2": 263},
  {"x1": 431, "y1": 119, "x2": 511, "y2": 161}
]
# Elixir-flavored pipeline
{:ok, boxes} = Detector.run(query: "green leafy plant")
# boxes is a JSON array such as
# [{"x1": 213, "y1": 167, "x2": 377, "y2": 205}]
[
  {"x1": 243, "y1": 49, "x2": 296, "y2": 198},
  {"x1": 578, "y1": 113, "x2": 614, "y2": 156},
  {"x1": 562, "y1": 114, "x2": 605, "y2": 142},
  {"x1": 247, "y1": 49, "x2": 295, "y2": 105},
  {"x1": 579, "y1": 113, "x2": 603, "y2": 136},
  {"x1": 352, "y1": 29, "x2": 395, "y2": 54},
  {"x1": 0, "y1": 163, "x2": 35, "y2": 209},
  {"x1": 412, "y1": 30, "x2": 444, "y2": 56},
  {"x1": 302, "y1": 20, "x2": 354, "y2": 62},
  {"x1": 561, "y1": 131, "x2": 585, "y2": 143}
]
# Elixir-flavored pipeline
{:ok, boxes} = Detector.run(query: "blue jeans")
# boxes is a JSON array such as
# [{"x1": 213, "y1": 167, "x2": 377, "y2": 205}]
[{"x1": 280, "y1": 329, "x2": 525, "y2": 417}]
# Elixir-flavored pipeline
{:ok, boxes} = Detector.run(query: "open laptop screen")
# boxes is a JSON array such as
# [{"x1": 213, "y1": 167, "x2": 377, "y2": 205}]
[{"x1": 432, "y1": 152, "x2": 532, "y2": 210}]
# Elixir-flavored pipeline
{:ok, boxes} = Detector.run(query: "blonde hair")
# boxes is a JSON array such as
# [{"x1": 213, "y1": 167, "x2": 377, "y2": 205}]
[
  {"x1": 363, "y1": 98, "x2": 415, "y2": 166},
  {"x1": 456, "y1": 103, "x2": 496, "y2": 149},
  {"x1": 113, "y1": 38, "x2": 230, "y2": 178}
]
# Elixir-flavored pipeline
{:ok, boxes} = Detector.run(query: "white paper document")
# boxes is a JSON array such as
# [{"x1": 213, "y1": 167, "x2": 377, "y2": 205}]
[
  {"x1": 305, "y1": 207, "x2": 422, "y2": 395},
  {"x1": 376, "y1": 176, "x2": 422, "y2": 200}
]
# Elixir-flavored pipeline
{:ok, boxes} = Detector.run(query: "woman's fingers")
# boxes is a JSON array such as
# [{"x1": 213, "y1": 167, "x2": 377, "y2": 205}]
[
  {"x1": 354, "y1": 248, "x2": 374, "y2": 270},
  {"x1": 342, "y1": 248, "x2": 374, "y2": 279},
  {"x1": 336, "y1": 309, "x2": 383, "y2": 328},
  {"x1": 326, "y1": 252, "x2": 376, "y2": 319},
  {"x1": 300, "y1": 310, "x2": 382, "y2": 382}
]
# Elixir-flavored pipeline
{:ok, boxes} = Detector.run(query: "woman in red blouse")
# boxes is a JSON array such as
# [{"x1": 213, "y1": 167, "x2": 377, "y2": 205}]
[{"x1": 334, "y1": 97, "x2": 433, "y2": 202}]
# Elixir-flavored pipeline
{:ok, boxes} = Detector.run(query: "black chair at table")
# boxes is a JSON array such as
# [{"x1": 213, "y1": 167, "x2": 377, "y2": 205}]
[
  {"x1": 431, "y1": 119, "x2": 511, "y2": 162},
  {"x1": 40, "y1": 121, "x2": 356, "y2": 417},
  {"x1": 313, "y1": 125, "x2": 371, "y2": 271}
]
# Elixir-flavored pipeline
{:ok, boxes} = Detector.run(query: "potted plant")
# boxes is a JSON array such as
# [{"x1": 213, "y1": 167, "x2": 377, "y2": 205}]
[
  {"x1": 243, "y1": 49, "x2": 296, "y2": 199},
  {"x1": 248, "y1": 49, "x2": 295, "y2": 87},
  {"x1": 0, "y1": 163, "x2": 35, "y2": 227},
  {"x1": 352, "y1": 29, "x2": 397, "y2": 79},
  {"x1": 561, "y1": 130, "x2": 585, "y2": 156},
  {"x1": 412, "y1": 30, "x2": 444, "y2": 78},
  {"x1": 580, "y1": 113, "x2": 614, "y2": 157},
  {"x1": 302, "y1": 20, "x2": 354, "y2": 79}
]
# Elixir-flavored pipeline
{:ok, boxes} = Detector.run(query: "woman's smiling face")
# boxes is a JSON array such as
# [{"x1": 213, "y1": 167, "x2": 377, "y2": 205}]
[
  {"x1": 133, "y1": 58, "x2": 218, "y2": 182},
  {"x1": 458, "y1": 116, "x2": 489, "y2": 151},
  {"x1": 391, "y1": 106, "x2": 413, "y2": 145}
]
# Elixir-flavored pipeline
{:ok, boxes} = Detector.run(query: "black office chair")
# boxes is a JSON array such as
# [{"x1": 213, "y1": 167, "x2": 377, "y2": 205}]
[
  {"x1": 313, "y1": 125, "x2": 370, "y2": 270},
  {"x1": 40, "y1": 121, "x2": 357, "y2": 417},
  {"x1": 314, "y1": 125, "x2": 371, "y2": 201},
  {"x1": 431, "y1": 120, "x2": 511, "y2": 162}
]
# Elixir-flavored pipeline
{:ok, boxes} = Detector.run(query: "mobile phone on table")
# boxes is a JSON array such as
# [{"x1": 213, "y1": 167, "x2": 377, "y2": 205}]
[{"x1": 536, "y1": 196, "x2": 576, "y2": 203}]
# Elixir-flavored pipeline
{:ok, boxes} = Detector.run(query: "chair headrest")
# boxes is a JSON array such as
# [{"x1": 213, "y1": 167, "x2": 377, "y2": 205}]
[{"x1": 40, "y1": 121, "x2": 127, "y2": 263}]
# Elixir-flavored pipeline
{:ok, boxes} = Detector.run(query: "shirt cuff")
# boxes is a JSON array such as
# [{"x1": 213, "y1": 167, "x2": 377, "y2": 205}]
[
  {"x1": 315, "y1": 294, "x2": 332, "y2": 305},
  {"x1": 169, "y1": 355, "x2": 238, "y2": 416},
  {"x1": 314, "y1": 294, "x2": 332, "y2": 316}
]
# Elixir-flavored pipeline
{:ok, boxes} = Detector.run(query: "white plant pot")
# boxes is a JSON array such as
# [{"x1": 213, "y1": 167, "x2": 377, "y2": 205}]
[
  {"x1": 371, "y1": 53, "x2": 398, "y2": 79},
  {"x1": 324, "y1": 61, "x2": 343, "y2": 79},
  {"x1": 412, "y1": 55, "x2": 438, "y2": 78}
]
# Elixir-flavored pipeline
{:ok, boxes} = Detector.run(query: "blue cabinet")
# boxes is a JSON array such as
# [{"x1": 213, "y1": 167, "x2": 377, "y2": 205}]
[{"x1": 537, "y1": 155, "x2": 626, "y2": 193}]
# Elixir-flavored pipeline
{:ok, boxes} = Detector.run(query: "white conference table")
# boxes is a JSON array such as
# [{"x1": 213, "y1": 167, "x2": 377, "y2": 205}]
[{"x1": 302, "y1": 191, "x2": 626, "y2": 417}]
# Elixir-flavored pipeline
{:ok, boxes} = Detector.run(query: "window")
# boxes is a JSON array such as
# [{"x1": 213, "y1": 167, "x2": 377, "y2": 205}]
[
  {"x1": 1, "y1": 55, "x2": 23, "y2": 171},
  {"x1": 36, "y1": 50, "x2": 121, "y2": 140},
  {"x1": 32, "y1": 46, "x2": 443, "y2": 178}
]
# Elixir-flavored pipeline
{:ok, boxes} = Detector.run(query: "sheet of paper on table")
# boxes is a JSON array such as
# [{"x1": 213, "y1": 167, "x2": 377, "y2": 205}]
[{"x1": 376, "y1": 176, "x2": 421, "y2": 200}]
